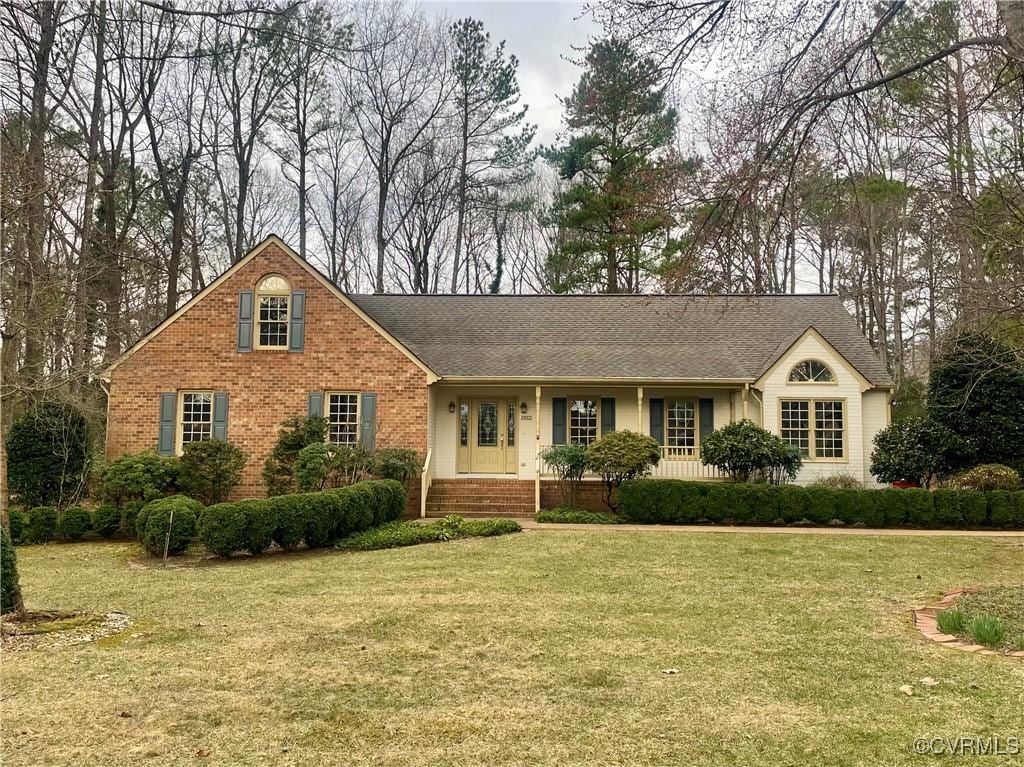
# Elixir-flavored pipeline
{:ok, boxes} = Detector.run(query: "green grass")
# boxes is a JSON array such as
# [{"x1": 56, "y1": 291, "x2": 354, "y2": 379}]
[
  {"x1": 3, "y1": 533, "x2": 1023, "y2": 766},
  {"x1": 936, "y1": 608, "x2": 966, "y2": 635},
  {"x1": 954, "y1": 586, "x2": 1024, "y2": 651},
  {"x1": 535, "y1": 508, "x2": 621, "y2": 524}
]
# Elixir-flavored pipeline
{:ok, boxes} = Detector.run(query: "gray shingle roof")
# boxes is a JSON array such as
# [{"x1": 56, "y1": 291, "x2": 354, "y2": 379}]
[{"x1": 349, "y1": 294, "x2": 893, "y2": 386}]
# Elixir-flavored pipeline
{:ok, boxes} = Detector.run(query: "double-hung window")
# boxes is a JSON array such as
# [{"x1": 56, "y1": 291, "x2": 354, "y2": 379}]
[
  {"x1": 666, "y1": 399, "x2": 697, "y2": 457},
  {"x1": 780, "y1": 399, "x2": 844, "y2": 459},
  {"x1": 327, "y1": 392, "x2": 359, "y2": 445},
  {"x1": 180, "y1": 391, "x2": 214, "y2": 447},
  {"x1": 256, "y1": 274, "x2": 290, "y2": 349},
  {"x1": 569, "y1": 399, "x2": 599, "y2": 445}
]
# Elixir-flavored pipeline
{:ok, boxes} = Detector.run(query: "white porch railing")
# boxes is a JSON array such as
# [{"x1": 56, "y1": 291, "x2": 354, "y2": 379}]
[
  {"x1": 419, "y1": 448, "x2": 433, "y2": 518},
  {"x1": 538, "y1": 445, "x2": 727, "y2": 481}
]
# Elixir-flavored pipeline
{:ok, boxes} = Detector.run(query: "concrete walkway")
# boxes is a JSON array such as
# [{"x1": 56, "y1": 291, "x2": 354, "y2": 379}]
[{"x1": 517, "y1": 519, "x2": 1024, "y2": 538}]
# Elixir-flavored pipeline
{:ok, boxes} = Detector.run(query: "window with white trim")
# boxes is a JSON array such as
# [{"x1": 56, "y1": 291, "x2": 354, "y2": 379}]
[
  {"x1": 569, "y1": 399, "x2": 599, "y2": 445},
  {"x1": 256, "y1": 274, "x2": 290, "y2": 348},
  {"x1": 327, "y1": 392, "x2": 359, "y2": 445},
  {"x1": 181, "y1": 391, "x2": 213, "y2": 446},
  {"x1": 666, "y1": 399, "x2": 696, "y2": 456},
  {"x1": 788, "y1": 359, "x2": 834, "y2": 382},
  {"x1": 780, "y1": 399, "x2": 844, "y2": 459}
]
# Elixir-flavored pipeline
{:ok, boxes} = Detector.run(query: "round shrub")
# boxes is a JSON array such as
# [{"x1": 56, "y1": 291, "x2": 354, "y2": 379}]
[
  {"x1": 178, "y1": 439, "x2": 247, "y2": 505},
  {"x1": 238, "y1": 500, "x2": 276, "y2": 555},
  {"x1": 120, "y1": 500, "x2": 146, "y2": 539},
  {"x1": 139, "y1": 496, "x2": 202, "y2": 556},
  {"x1": 6, "y1": 400, "x2": 90, "y2": 508},
  {"x1": 271, "y1": 495, "x2": 308, "y2": 550},
  {"x1": 700, "y1": 420, "x2": 800, "y2": 484},
  {"x1": 804, "y1": 487, "x2": 839, "y2": 524},
  {"x1": 1, "y1": 525, "x2": 19, "y2": 613},
  {"x1": 100, "y1": 451, "x2": 179, "y2": 507},
  {"x1": 91, "y1": 504, "x2": 121, "y2": 539},
  {"x1": 25, "y1": 507, "x2": 58, "y2": 544},
  {"x1": 303, "y1": 493, "x2": 339, "y2": 548},
  {"x1": 8, "y1": 508, "x2": 26, "y2": 545},
  {"x1": 585, "y1": 430, "x2": 662, "y2": 511},
  {"x1": 947, "y1": 464, "x2": 1021, "y2": 492},
  {"x1": 372, "y1": 448, "x2": 421, "y2": 482},
  {"x1": 56, "y1": 506, "x2": 92, "y2": 541},
  {"x1": 263, "y1": 416, "x2": 328, "y2": 496},
  {"x1": 198, "y1": 503, "x2": 248, "y2": 557},
  {"x1": 870, "y1": 416, "x2": 972, "y2": 486}
]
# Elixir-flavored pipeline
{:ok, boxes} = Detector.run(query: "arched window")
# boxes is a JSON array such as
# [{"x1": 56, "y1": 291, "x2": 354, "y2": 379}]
[
  {"x1": 788, "y1": 359, "x2": 834, "y2": 383},
  {"x1": 256, "y1": 274, "x2": 290, "y2": 348}
]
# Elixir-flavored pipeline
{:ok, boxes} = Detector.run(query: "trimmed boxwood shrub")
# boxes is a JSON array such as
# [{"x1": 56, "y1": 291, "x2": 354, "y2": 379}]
[
  {"x1": 617, "y1": 478, "x2": 705, "y2": 523},
  {"x1": 198, "y1": 480, "x2": 406, "y2": 557},
  {"x1": 100, "y1": 451, "x2": 179, "y2": 508},
  {"x1": 535, "y1": 508, "x2": 620, "y2": 524},
  {"x1": 619, "y1": 479, "x2": 1024, "y2": 529},
  {"x1": 988, "y1": 491, "x2": 1024, "y2": 528},
  {"x1": 198, "y1": 503, "x2": 248, "y2": 557},
  {"x1": 25, "y1": 506, "x2": 58, "y2": 543},
  {"x1": 139, "y1": 496, "x2": 202, "y2": 556},
  {"x1": 56, "y1": 506, "x2": 92, "y2": 541},
  {"x1": 120, "y1": 500, "x2": 146, "y2": 539},
  {"x1": 91, "y1": 504, "x2": 122, "y2": 539},
  {"x1": 8, "y1": 508, "x2": 26, "y2": 545}
]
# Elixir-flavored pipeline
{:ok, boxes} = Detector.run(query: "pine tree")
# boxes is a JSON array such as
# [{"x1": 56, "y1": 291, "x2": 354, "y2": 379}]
[{"x1": 544, "y1": 38, "x2": 684, "y2": 293}]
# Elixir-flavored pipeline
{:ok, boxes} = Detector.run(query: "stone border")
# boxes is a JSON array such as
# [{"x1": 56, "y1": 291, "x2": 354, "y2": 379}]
[{"x1": 913, "y1": 589, "x2": 1024, "y2": 658}]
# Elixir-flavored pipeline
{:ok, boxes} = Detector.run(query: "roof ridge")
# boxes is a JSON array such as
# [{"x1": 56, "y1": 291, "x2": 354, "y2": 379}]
[{"x1": 350, "y1": 292, "x2": 840, "y2": 298}]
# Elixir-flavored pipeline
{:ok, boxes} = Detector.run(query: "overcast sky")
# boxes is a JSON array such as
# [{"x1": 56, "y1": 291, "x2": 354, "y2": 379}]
[{"x1": 423, "y1": 1, "x2": 599, "y2": 145}]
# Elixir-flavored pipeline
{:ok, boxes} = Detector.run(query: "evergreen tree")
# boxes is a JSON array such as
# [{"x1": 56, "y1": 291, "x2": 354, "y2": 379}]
[
  {"x1": 544, "y1": 38, "x2": 685, "y2": 293},
  {"x1": 449, "y1": 17, "x2": 535, "y2": 293}
]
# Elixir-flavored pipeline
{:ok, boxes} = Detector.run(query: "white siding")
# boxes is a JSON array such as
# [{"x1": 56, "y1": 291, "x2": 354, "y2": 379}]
[
  {"x1": 758, "y1": 331, "x2": 887, "y2": 485},
  {"x1": 860, "y1": 389, "x2": 890, "y2": 487}
]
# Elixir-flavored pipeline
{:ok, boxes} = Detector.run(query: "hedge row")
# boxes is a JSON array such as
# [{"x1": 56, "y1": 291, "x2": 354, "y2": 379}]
[
  {"x1": 618, "y1": 479, "x2": 1024, "y2": 529},
  {"x1": 9, "y1": 502, "x2": 144, "y2": 544},
  {"x1": 197, "y1": 479, "x2": 405, "y2": 557}
]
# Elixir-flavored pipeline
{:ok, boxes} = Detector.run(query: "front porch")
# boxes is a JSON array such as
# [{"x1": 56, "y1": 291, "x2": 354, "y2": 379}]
[{"x1": 420, "y1": 381, "x2": 758, "y2": 516}]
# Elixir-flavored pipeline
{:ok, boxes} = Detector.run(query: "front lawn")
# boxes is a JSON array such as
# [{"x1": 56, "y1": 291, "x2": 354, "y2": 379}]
[{"x1": 3, "y1": 531, "x2": 1022, "y2": 766}]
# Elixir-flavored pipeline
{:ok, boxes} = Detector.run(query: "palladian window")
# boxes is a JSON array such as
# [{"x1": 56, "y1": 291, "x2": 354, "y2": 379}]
[
  {"x1": 788, "y1": 359, "x2": 834, "y2": 382},
  {"x1": 256, "y1": 274, "x2": 290, "y2": 348}
]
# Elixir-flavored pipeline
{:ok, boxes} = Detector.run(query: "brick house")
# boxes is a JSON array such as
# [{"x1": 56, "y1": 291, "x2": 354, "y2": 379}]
[{"x1": 104, "y1": 236, "x2": 893, "y2": 516}]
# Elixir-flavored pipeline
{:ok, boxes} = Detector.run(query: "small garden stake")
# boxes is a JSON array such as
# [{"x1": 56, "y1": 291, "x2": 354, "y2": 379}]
[{"x1": 162, "y1": 508, "x2": 174, "y2": 565}]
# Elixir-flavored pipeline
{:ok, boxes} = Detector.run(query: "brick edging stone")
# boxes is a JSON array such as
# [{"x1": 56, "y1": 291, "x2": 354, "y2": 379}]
[{"x1": 913, "y1": 589, "x2": 1024, "y2": 659}]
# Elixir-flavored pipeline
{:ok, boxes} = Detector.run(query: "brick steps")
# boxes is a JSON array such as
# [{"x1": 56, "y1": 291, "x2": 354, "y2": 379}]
[{"x1": 425, "y1": 478, "x2": 535, "y2": 519}]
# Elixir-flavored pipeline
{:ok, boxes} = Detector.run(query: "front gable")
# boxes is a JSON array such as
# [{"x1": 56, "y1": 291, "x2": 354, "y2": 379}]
[
  {"x1": 755, "y1": 327, "x2": 873, "y2": 393},
  {"x1": 104, "y1": 235, "x2": 436, "y2": 381}
]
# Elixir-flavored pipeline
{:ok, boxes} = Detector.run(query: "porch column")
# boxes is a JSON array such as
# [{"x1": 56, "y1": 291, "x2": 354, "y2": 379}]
[
  {"x1": 636, "y1": 386, "x2": 644, "y2": 433},
  {"x1": 742, "y1": 384, "x2": 749, "y2": 419},
  {"x1": 534, "y1": 385, "x2": 542, "y2": 513}
]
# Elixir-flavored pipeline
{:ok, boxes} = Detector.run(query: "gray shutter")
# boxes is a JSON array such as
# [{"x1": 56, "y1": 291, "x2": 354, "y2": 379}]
[
  {"x1": 552, "y1": 398, "x2": 567, "y2": 445},
  {"x1": 601, "y1": 397, "x2": 616, "y2": 435},
  {"x1": 360, "y1": 392, "x2": 377, "y2": 449},
  {"x1": 213, "y1": 393, "x2": 229, "y2": 441},
  {"x1": 699, "y1": 398, "x2": 715, "y2": 445},
  {"x1": 237, "y1": 290, "x2": 254, "y2": 352},
  {"x1": 158, "y1": 393, "x2": 176, "y2": 455},
  {"x1": 649, "y1": 398, "x2": 664, "y2": 445},
  {"x1": 288, "y1": 290, "x2": 305, "y2": 352},
  {"x1": 308, "y1": 391, "x2": 324, "y2": 418}
]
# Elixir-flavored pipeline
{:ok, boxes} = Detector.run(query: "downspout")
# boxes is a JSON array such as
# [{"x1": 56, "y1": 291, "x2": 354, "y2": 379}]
[
  {"x1": 747, "y1": 385, "x2": 763, "y2": 427},
  {"x1": 99, "y1": 378, "x2": 111, "y2": 461}
]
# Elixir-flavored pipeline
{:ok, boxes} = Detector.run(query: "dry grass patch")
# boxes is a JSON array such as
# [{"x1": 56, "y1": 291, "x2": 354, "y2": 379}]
[{"x1": 2, "y1": 533, "x2": 1023, "y2": 766}]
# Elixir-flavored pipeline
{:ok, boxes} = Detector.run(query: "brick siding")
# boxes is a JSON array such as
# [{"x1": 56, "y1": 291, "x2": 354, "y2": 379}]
[{"x1": 106, "y1": 242, "x2": 430, "y2": 502}]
